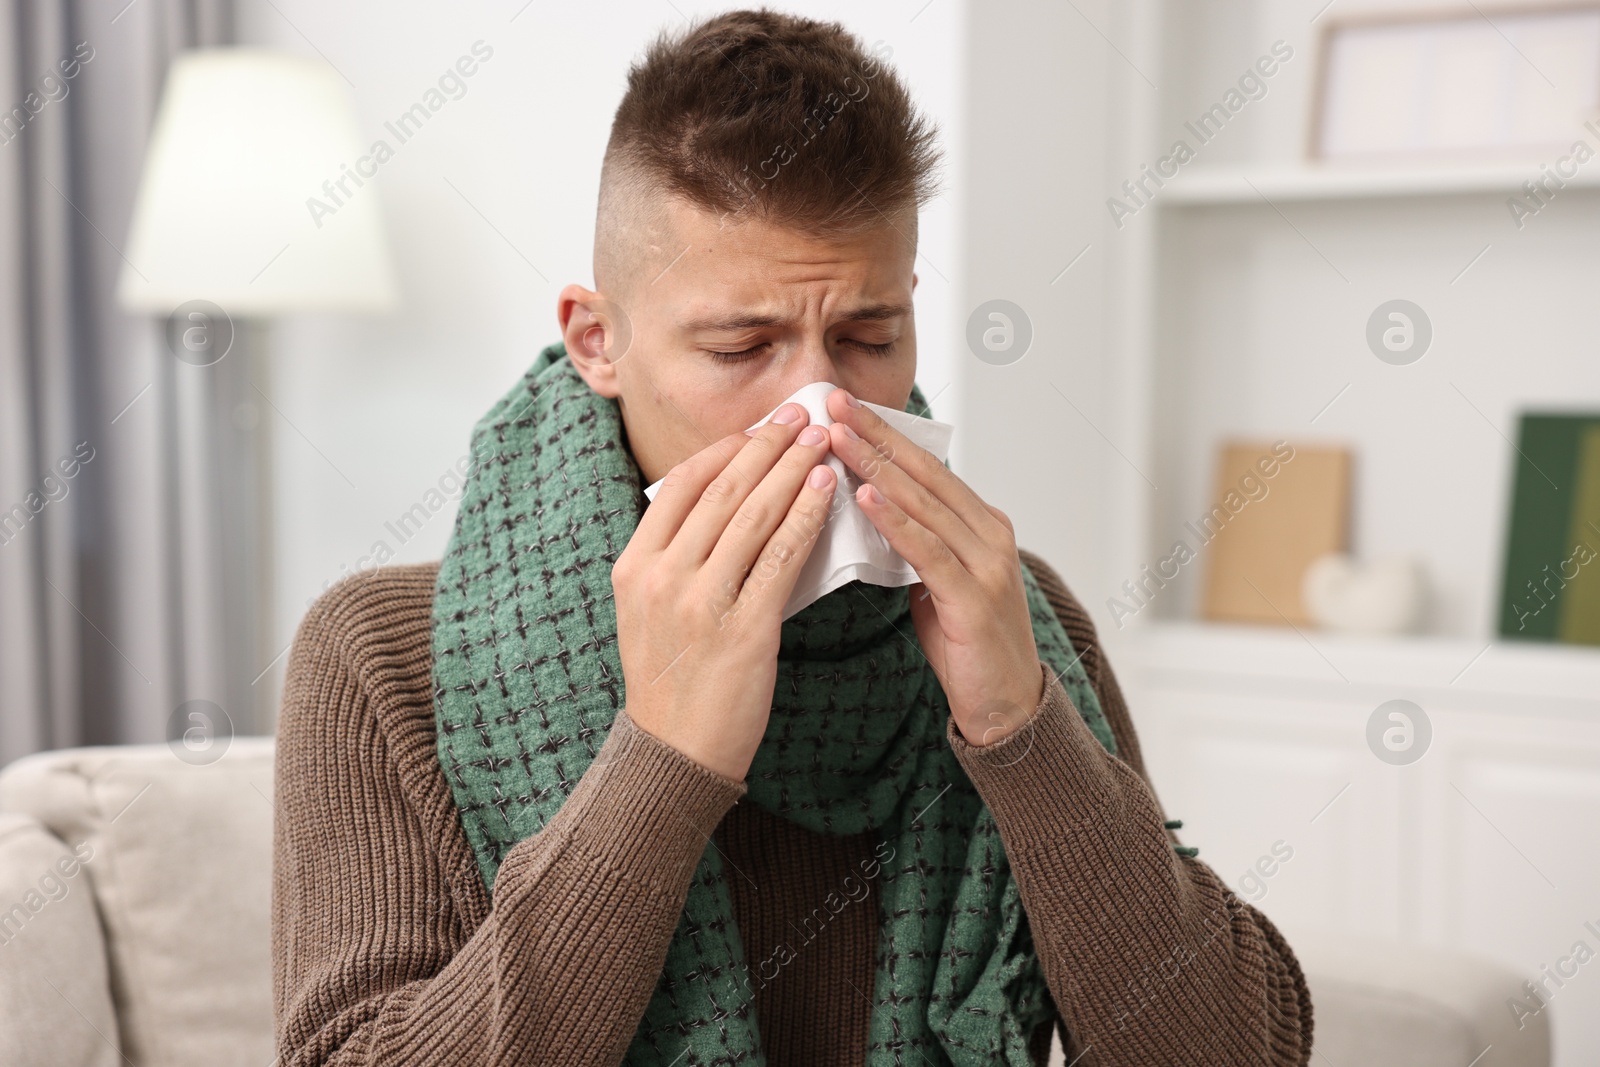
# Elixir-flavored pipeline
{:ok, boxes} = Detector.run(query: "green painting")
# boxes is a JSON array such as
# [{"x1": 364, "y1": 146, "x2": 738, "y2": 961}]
[{"x1": 1498, "y1": 414, "x2": 1600, "y2": 645}]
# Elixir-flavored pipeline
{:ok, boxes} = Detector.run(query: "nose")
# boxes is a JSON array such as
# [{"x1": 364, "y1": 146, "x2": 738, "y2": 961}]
[{"x1": 783, "y1": 340, "x2": 841, "y2": 394}]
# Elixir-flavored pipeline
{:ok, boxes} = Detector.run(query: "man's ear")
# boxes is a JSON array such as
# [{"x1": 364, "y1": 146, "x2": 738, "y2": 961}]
[{"x1": 557, "y1": 283, "x2": 628, "y2": 399}]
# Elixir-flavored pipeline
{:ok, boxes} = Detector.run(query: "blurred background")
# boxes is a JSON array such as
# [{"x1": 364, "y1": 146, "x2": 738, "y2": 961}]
[{"x1": 3, "y1": 0, "x2": 1600, "y2": 1064}]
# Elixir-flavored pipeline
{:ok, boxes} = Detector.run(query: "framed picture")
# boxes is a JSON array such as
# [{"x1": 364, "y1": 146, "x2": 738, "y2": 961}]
[
  {"x1": 1498, "y1": 412, "x2": 1600, "y2": 645},
  {"x1": 1200, "y1": 441, "x2": 1351, "y2": 626},
  {"x1": 1311, "y1": 4, "x2": 1600, "y2": 161}
]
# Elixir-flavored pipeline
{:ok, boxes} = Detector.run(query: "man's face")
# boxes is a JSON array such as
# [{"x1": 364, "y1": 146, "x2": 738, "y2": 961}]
[{"x1": 560, "y1": 197, "x2": 919, "y2": 485}]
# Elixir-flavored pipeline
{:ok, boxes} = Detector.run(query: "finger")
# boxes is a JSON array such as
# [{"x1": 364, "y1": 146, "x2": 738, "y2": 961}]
[
  {"x1": 704, "y1": 423, "x2": 833, "y2": 580},
  {"x1": 632, "y1": 430, "x2": 752, "y2": 554},
  {"x1": 828, "y1": 419, "x2": 989, "y2": 569},
  {"x1": 826, "y1": 388, "x2": 1004, "y2": 539},
  {"x1": 735, "y1": 463, "x2": 838, "y2": 613},
  {"x1": 853, "y1": 481, "x2": 976, "y2": 600},
  {"x1": 671, "y1": 403, "x2": 811, "y2": 563},
  {"x1": 906, "y1": 581, "x2": 949, "y2": 685}
]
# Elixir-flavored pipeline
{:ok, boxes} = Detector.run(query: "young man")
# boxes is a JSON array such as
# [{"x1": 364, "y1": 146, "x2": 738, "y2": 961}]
[{"x1": 272, "y1": 10, "x2": 1312, "y2": 1066}]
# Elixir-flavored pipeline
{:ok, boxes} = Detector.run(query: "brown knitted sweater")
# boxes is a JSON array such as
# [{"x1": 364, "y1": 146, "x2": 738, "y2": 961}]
[{"x1": 271, "y1": 551, "x2": 1313, "y2": 1066}]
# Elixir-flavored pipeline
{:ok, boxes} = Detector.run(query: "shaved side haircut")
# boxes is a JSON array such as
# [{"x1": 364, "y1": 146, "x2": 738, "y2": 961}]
[{"x1": 594, "y1": 7, "x2": 944, "y2": 302}]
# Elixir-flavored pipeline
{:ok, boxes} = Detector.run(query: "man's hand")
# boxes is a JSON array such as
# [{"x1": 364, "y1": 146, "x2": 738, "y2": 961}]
[
  {"x1": 613, "y1": 404, "x2": 836, "y2": 780},
  {"x1": 824, "y1": 388, "x2": 1045, "y2": 747}
]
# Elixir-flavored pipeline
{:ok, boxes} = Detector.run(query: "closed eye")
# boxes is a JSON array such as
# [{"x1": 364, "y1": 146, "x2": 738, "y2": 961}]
[
  {"x1": 702, "y1": 338, "x2": 897, "y2": 365},
  {"x1": 703, "y1": 343, "x2": 771, "y2": 365}
]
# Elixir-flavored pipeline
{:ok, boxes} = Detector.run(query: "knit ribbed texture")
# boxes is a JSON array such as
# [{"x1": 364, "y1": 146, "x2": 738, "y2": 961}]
[{"x1": 272, "y1": 558, "x2": 1314, "y2": 1066}]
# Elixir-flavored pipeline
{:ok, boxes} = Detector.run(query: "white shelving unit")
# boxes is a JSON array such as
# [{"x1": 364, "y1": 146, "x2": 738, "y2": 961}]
[{"x1": 1096, "y1": 4, "x2": 1600, "y2": 1063}]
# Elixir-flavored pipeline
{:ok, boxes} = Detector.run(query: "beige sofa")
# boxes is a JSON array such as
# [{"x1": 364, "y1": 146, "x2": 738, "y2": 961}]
[
  {"x1": 0, "y1": 740, "x2": 275, "y2": 1067},
  {"x1": 0, "y1": 740, "x2": 1553, "y2": 1067}
]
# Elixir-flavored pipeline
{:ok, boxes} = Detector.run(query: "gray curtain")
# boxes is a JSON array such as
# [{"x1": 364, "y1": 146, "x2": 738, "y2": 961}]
[{"x1": 0, "y1": 0, "x2": 239, "y2": 764}]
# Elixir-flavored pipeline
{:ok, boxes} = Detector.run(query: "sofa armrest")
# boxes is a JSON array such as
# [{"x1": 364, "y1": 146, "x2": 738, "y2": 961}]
[
  {"x1": 0, "y1": 811, "x2": 119, "y2": 1067},
  {"x1": 0, "y1": 739, "x2": 276, "y2": 1067},
  {"x1": 1295, "y1": 930, "x2": 1550, "y2": 1067}
]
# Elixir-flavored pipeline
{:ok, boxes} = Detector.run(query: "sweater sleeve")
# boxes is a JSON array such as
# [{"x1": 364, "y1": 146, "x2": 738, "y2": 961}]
[
  {"x1": 950, "y1": 666, "x2": 1312, "y2": 1066},
  {"x1": 271, "y1": 590, "x2": 746, "y2": 1067}
]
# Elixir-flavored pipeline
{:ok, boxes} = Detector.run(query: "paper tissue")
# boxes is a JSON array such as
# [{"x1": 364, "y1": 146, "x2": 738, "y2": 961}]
[{"x1": 643, "y1": 382, "x2": 954, "y2": 618}]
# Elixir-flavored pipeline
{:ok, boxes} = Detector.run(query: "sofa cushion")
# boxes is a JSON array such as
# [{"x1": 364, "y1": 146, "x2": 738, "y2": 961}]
[
  {"x1": 1296, "y1": 929, "x2": 1551, "y2": 1067},
  {"x1": 0, "y1": 811, "x2": 119, "y2": 1067},
  {"x1": 0, "y1": 739, "x2": 275, "y2": 1067}
]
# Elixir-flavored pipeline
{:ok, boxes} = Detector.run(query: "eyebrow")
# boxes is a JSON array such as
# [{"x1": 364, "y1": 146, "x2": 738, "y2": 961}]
[{"x1": 680, "y1": 302, "x2": 912, "y2": 333}]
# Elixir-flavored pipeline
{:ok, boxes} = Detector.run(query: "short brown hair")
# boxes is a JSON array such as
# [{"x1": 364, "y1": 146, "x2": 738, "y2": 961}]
[{"x1": 595, "y1": 8, "x2": 942, "y2": 292}]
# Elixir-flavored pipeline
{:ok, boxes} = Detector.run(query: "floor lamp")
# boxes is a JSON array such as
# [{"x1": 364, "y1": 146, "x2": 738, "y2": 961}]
[{"x1": 117, "y1": 50, "x2": 396, "y2": 738}]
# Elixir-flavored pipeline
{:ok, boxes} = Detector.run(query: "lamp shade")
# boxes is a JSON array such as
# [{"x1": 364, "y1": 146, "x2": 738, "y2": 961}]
[{"x1": 118, "y1": 49, "x2": 397, "y2": 315}]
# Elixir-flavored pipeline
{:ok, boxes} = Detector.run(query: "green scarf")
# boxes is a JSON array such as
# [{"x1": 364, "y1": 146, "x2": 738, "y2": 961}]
[{"x1": 432, "y1": 343, "x2": 1116, "y2": 1066}]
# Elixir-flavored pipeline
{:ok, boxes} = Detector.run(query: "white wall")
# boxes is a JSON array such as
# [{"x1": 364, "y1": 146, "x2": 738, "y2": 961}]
[
  {"x1": 237, "y1": 0, "x2": 967, "y2": 714},
  {"x1": 955, "y1": 0, "x2": 1131, "y2": 619}
]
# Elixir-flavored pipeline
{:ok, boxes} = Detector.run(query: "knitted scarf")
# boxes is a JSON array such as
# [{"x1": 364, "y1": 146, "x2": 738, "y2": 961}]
[{"x1": 432, "y1": 343, "x2": 1117, "y2": 1066}]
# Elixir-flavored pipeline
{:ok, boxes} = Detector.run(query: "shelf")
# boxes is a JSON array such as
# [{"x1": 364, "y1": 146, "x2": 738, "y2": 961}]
[
  {"x1": 1155, "y1": 163, "x2": 1600, "y2": 205},
  {"x1": 1118, "y1": 619, "x2": 1600, "y2": 708}
]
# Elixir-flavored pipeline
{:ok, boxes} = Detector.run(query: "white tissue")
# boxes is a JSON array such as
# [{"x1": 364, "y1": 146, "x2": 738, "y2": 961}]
[{"x1": 643, "y1": 382, "x2": 955, "y2": 619}]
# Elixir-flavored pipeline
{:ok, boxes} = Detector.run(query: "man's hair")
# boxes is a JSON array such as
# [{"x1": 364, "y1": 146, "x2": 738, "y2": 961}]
[{"x1": 595, "y1": 8, "x2": 943, "y2": 297}]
